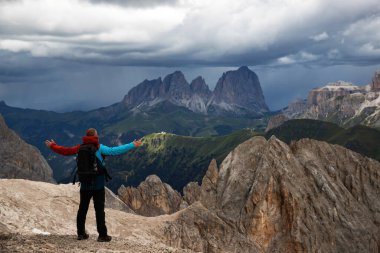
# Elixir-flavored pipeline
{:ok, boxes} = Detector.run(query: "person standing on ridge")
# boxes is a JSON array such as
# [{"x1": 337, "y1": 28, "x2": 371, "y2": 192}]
[{"x1": 45, "y1": 128, "x2": 142, "y2": 242}]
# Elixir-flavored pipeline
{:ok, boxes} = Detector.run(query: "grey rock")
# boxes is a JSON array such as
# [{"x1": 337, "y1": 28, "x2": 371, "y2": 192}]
[
  {"x1": 164, "y1": 202, "x2": 260, "y2": 253},
  {"x1": 209, "y1": 66, "x2": 269, "y2": 115},
  {"x1": 104, "y1": 187, "x2": 135, "y2": 214},
  {"x1": 199, "y1": 159, "x2": 219, "y2": 210},
  {"x1": 118, "y1": 175, "x2": 182, "y2": 216},
  {"x1": 122, "y1": 67, "x2": 269, "y2": 116},
  {"x1": 197, "y1": 136, "x2": 380, "y2": 252},
  {"x1": 122, "y1": 78, "x2": 163, "y2": 107},
  {"x1": 0, "y1": 114, "x2": 54, "y2": 183},
  {"x1": 183, "y1": 181, "x2": 201, "y2": 205},
  {"x1": 284, "y1": 73, "x2": 380, "y2": 128},
  {"x1": 265, "y1": 113, "x2": 289, "y2": 132},
  {"x1": 190, "y1": 76, "x2": 212, "y2": 99},
  {"x1": 372, "y1": 70, "x2": 380, "y2": 91},
  {"x1": 162, "y1": 136, "x2": 380, "y2": 252}
]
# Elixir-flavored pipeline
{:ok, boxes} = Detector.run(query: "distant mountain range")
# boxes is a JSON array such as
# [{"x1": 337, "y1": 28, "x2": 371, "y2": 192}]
[
  {"x1": 123, "y1": 66, "x2": 269, "y2": 115},
  {"x1": 2, "y1": 67, "x2": 380, "y2": 192},
  {"x1": 273, "y1": 70, "x2": 380, "y2": 129},
  {"x1": 0, "y1": 66, "x2": 271, "y2": 187},
  {"x1": 0, "y1": 66, "x2": 270, "y2": 146}
]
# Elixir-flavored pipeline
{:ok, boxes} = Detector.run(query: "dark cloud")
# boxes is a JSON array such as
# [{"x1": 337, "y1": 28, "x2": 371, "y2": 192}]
[
  {"x1": 0, "y1": 0, "x2": 379, "y2": 67},
  {"x1": 0, "y1": 53, "x2": 379, "y2": 112},
  {"x1": 0, "y1": 0, "x2": 380, "y2": 112}
]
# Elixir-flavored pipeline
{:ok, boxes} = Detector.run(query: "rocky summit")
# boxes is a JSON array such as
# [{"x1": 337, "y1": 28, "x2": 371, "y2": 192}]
[
  {"x1": 282, "y1": 71, "x2": 380, "y2": 128},
  {"x1": 193, "y1": 136, "x2": 380, "y2": 252},
  {"x1": 209, "y1": 66, "x2": 269, "y2": 115},
  {"x1": 0, "y1": 114, "x2": 54, "y2": 183},
  {"x1": 118, "y1": 175, "x2": 183, "y2": 216},
  {"x1": 1, "y1": 136, "x2": 379, "y2": 253},
  {"x1": 122, "y1": 66, "x2": 269, "y2": 116}
]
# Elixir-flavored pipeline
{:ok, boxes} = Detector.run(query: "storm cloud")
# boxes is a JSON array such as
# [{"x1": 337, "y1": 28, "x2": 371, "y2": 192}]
[
  {"x1": 0, "y1": 0, "x2": 379, "y2": 66},
  {"x1": 0, "y1": 0, "x2": 379, "y2": 111}
]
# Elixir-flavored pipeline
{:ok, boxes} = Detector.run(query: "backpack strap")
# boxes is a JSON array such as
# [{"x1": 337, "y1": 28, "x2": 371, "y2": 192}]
[
  {"x1": 72, "y1": 173, "x2": 77, "y2": 185},
  {"x1": 104, "y1": 169, "x2": 112, "y2": 182}
]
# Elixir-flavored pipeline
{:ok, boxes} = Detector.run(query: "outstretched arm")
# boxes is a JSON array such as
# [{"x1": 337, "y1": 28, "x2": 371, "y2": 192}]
[
  {"x1": 45, "y1": 139, "x2": 80, "y2": 156},
  {"x1": 99, "y1": 139, "x2": 142, "y2": 156}
]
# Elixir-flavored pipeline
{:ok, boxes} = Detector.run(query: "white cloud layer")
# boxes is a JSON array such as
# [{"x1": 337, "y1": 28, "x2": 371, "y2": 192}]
[
  {"x1": 310, "y1": 32, "x2": 329, "y2": 42},
  {"x1": 0, "y1": 0, "x2": 379, "y2": 66}
]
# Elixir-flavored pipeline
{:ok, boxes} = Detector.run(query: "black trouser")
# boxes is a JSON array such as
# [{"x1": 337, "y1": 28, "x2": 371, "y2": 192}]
[{"x1": 77, "y1": 188, "x2": 107, "y2": 237}]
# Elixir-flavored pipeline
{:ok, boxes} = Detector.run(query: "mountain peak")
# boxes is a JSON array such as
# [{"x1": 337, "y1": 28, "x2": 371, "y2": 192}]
[
  {"x1": 372, "y1": 70, "x2": 380, "y2": 91},
  {"x1": 211, "y1": 66, "x2": 269, "y2": 114},
  {"x1": 164, "y1": 70, "x2": 186, "y2": 82},
  {"x1": 237, "y1": 65, "x2": 250, "y2": 72},
  {"x1": 198, "y1": 135, "x2": 380, "y2": 252},
  {"x1": 190, "y1": 76, "x2": 211, "y2": 95},
  {"x1": 122, "y1": 67, "x2": 269, "y2": 115},
  {"x1": 162, "y1": 70, "x2": 190, "y2": 97},
  {"x1": 122, "y1": 77, "x2": 163, "y2": 106}
]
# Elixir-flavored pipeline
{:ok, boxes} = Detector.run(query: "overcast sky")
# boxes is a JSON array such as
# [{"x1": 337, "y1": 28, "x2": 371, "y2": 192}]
[{"x1": 0, "y1": 0, "x2": 379, "y2": 111}]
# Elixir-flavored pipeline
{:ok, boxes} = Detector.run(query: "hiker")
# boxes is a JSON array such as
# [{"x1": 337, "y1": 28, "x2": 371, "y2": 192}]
[{"x1": 45, "y1": 128, "x2": 142, "y2": 242}]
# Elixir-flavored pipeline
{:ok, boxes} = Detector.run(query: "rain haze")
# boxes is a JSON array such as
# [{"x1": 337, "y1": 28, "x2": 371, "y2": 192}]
[{"x1": 0, "y1": 0, "x2": 379, "y2": 111}]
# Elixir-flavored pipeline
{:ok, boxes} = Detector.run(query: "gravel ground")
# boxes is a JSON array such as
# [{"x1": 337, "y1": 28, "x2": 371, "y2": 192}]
[{"x1": 0, "y1": 233, "x2": 195, "y2": 253}]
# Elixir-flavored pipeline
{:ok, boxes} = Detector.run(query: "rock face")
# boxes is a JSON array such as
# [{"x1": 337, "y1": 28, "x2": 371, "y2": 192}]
[
  {"x1": 2, "y1": 136, "x2": 379, "y2": 253},
  {"x1": 122, "y1": 66, "x2": 269, "y2": 116},
  {"x1": 265, "y1": 113, "x2": 289, "y2": 132},
  {"x1": 118, "y1": 175, "x2": 182, "y2": 216},
  {"x1": 284, "y1": 74, "x2": 380, "y2": 128},
  {"x1": 104, "y1": 187, "x2": 135, "y2": 214},
  {"x1": 187, "y1": 136, "x2": 380, "y2": 253},
  {"x1": 164, "y1": 136, "x2": 380, "y2": 252},
  {"x1": 190, "y1": 76, "x2": 212, "y2": 100},
  {"x1": 306, "y1": 81, "x2": 361, "y2": 105},
  {"x1": 372, "y1": 71, "x2": 380, "y2": 91},
  {"x1": 209, "y1": 66, "x2": 269, "y2": 115},
  {"x1": 0, "y1": 115, "x2": 54, "y2": 183},
  {"x1": 182, "y1": 181, "x2": 201, "y2": 205}
]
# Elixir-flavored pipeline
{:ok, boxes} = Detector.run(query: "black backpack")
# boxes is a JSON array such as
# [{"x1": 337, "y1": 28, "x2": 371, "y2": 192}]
[{"x1": 72, "y1": 144, "x2": 111, "y2": 185}]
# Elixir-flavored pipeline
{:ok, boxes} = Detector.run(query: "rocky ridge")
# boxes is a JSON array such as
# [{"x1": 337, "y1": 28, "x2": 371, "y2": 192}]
[
  {"x1": 281, "y1": 71, "x2": 380, "y2": 128},
  {"x1": 1, "y1": 136, "x2": 379, "y2": 253},
  {"x1": 265, "y1": 113, "x2": 289, "y2": 132},
  {"x1": 118, "y1": 175, "x2": 183, "y2": 216},
  {"x1": 127, "y1": 136, "x2": 380, "y2": 252},
  {"x1": 123, "y1": 66, "x2": 269, "y2": 116},
  {"x1": 0, "y1": 114, "x2": 55, "y2": 183}
]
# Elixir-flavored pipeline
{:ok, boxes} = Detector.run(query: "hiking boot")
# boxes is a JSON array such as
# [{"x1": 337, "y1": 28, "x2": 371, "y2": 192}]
[
  {"x1": 77, "y1": 232, "x2": 89, "y2": 240},
  {"x1": 97, "y1": 235, "x2": 112, "y2": 242}
]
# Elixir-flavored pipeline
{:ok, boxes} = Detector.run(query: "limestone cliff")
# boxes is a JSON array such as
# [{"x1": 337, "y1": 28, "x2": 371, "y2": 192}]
[{"x1": 281, "y1": 72, "x2": 380, "y2": 128}]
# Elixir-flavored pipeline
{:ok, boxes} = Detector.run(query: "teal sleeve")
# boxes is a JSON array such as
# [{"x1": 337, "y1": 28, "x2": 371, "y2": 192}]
[{"x1": 99, "y1": 142, "x2": 135, "y2": 156}]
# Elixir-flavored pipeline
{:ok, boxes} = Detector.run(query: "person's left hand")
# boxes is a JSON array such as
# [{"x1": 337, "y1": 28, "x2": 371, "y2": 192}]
[
  {"x1": 45, "y1": 139, "x2": 56, "y2": 148},
  {"x1": 133, "y1": 139, "x2": 142, "y2": 147}
]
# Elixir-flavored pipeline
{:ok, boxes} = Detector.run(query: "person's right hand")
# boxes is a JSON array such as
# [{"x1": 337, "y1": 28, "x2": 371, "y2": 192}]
[
  {"x1": 45, "y1": 139, "x2": 56, "y2": 148},
  {"x1": 133, "y1": 139, "x2": 142, "y2": 147}
]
